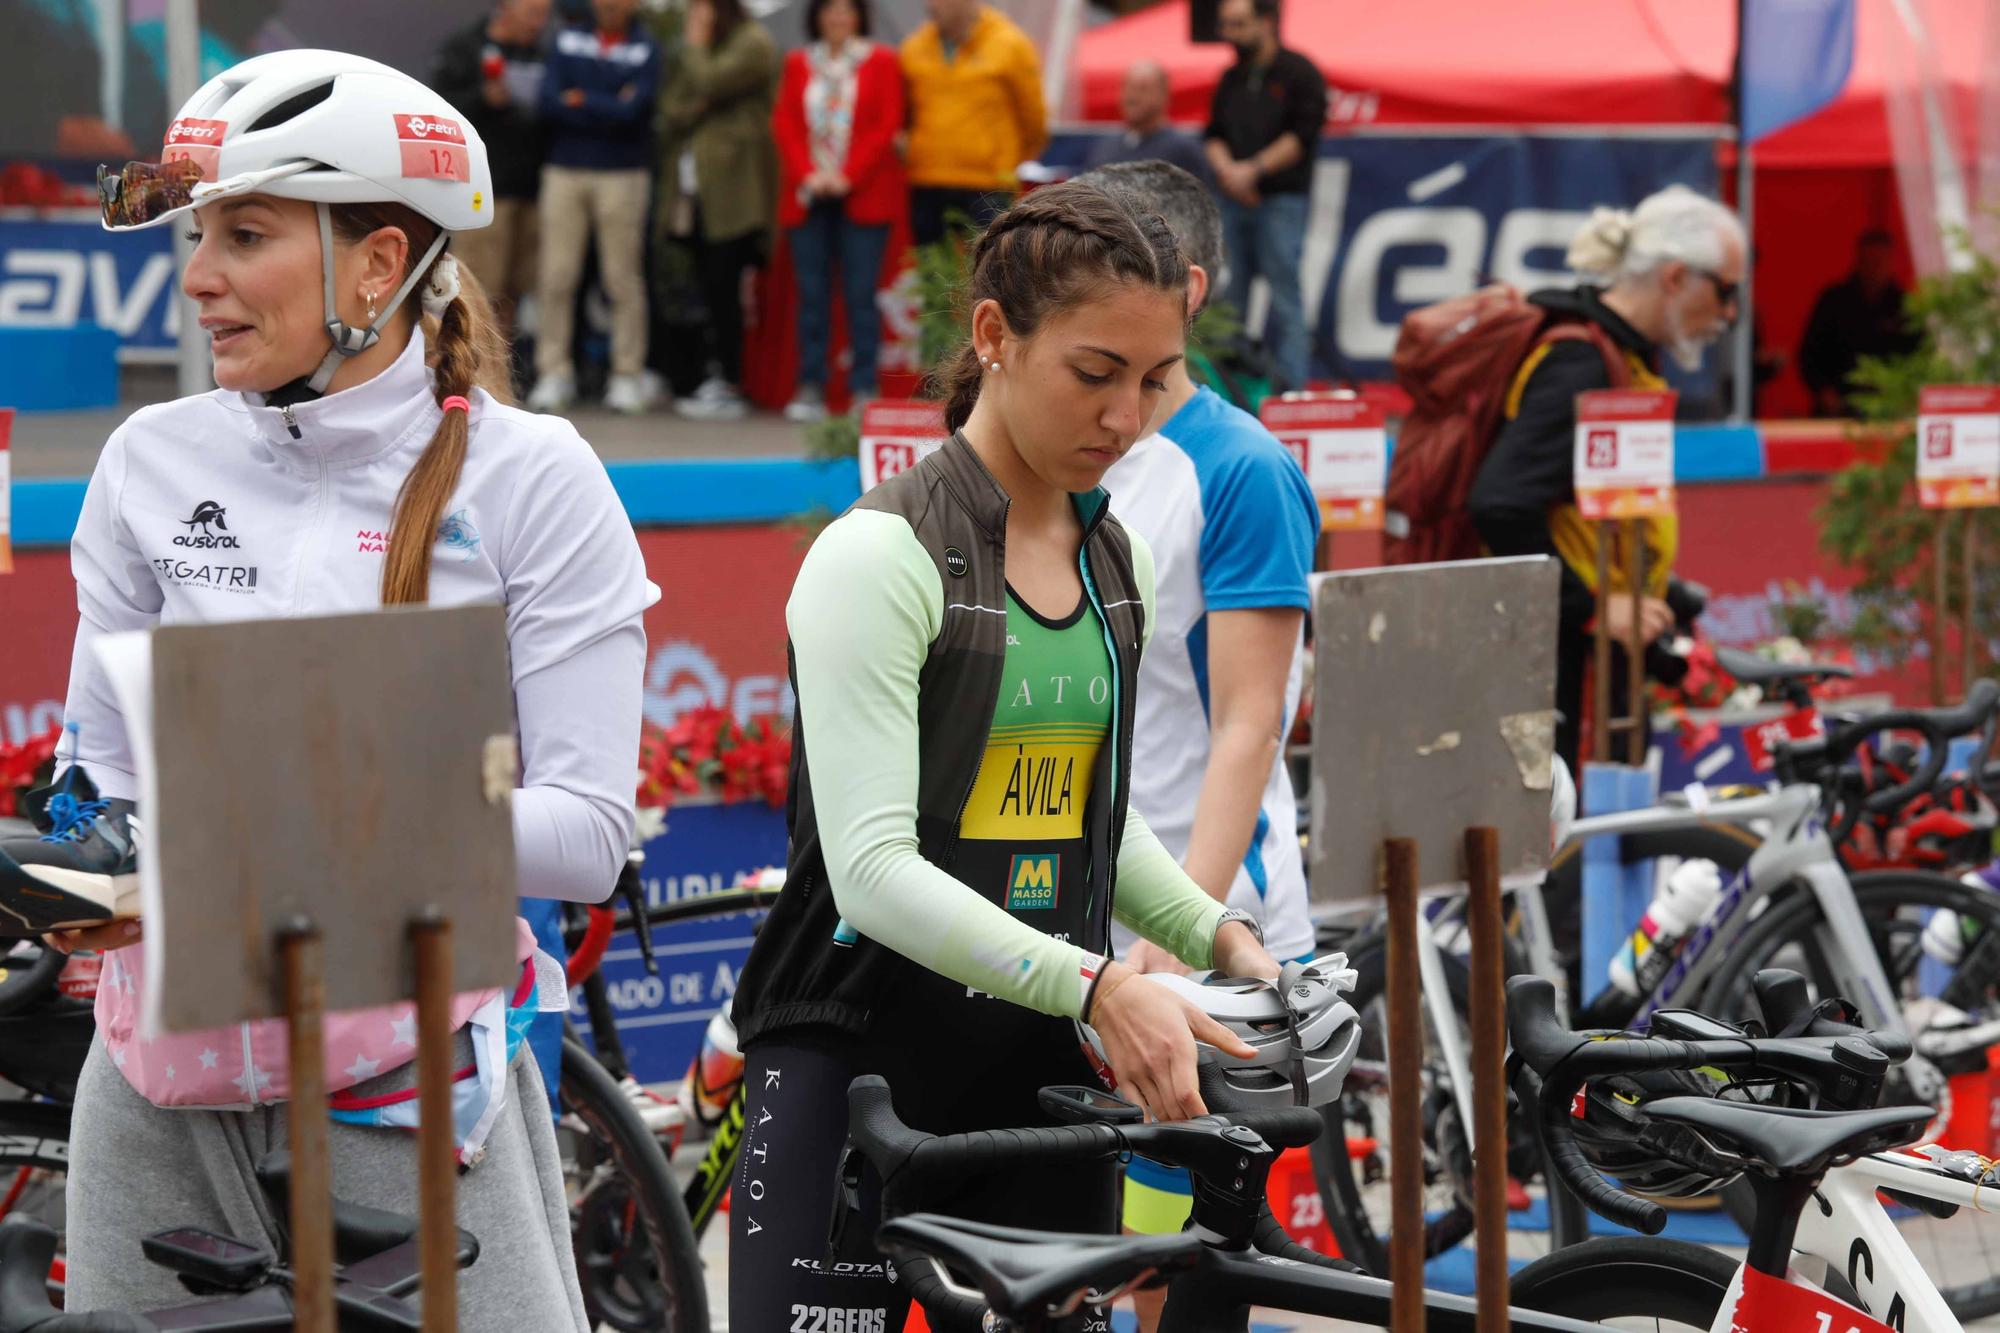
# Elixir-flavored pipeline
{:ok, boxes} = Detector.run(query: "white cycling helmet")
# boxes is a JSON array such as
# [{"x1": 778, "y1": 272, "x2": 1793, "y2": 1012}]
[
  {"x1": 1081, "y1": 955, "x2": 1363, "y2": 1109},
  {"x1": 97, "y1": 49, "x2": 493, "y2": 393}
]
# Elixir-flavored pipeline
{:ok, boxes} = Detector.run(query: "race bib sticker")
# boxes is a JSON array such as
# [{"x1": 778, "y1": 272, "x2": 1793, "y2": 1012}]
[
  {"x1": 1259, "y1": 394, "x2": 1387, "y2": 531},
  {"x1": 393, "y1": 114, "x2": 470, "y2": 182},
  {"x1": 1741, "y1": 707, "x2": 1824, "y2": 773},
  {"x1": 1573, "y1": 388, "x2": 1677, "y2": 520},
  {"x1": 1726, "y1": 1263, "x2": 1896, "y2": 1333},
  {"x1": 858, "y1": 400, "x2": 946, "y2": 491},
  {"x1": 1916, "y1": 384, "x2": 2000, "y2": 509},
  {"x1": 162, "y1": 117, "x2": 227, "y2": 182}
]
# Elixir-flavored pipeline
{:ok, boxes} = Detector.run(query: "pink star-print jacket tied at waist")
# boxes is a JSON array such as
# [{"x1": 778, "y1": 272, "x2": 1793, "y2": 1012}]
[{"x1": 95, "y1": 916, "x2": 540, "y2": 1109}]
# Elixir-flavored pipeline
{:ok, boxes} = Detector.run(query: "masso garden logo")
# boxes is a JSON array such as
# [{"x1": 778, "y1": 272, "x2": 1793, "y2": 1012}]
[{"x1": 1006, "y1": 854, "x2": 1058, "y2": 910}]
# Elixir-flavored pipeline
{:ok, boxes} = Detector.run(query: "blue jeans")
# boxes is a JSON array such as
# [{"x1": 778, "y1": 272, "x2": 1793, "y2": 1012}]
[
  {"x1": 1219, "y1": 191, "x2": 1311, "y2": 390},
  {"x1": 790, "y1": 201, "x2": 891, "y2": 395}
]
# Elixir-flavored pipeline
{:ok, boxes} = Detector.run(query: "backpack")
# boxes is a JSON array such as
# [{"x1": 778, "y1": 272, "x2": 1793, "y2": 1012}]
[{"x1": 1382, "y1": 285, "x2": 1627, "y2": 565}]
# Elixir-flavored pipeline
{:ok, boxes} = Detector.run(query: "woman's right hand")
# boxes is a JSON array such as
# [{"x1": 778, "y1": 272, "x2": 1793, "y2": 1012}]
[
  {"x1": 45, "y1": 919, "x2": 142, "y2": 954},
  {"x1": 1085, "y1": 960, "x2": 1256, "y2": 1122}
]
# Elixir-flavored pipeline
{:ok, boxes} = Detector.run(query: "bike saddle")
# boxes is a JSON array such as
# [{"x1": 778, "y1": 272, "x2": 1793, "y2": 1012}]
[
  {"x1": 876, "y1": 1215, "x2": 1204, "y2": 1319},
  {"x1": 1714, "y1": 646, "x2": 1855, "y2": 687},
  {"x1": 1641, "y1": 1097, "x2": 1931, "y2": 1175},
  {"x1": 0, "y1": 1219, "x2": 154, "y2": 1332},
  {"x1": 255, "y1": 1152, "x2": 417, "y2": 1266}
]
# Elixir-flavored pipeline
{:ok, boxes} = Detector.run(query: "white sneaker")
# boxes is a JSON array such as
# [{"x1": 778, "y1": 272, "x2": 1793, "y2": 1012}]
[
  {"x1": 784, "y1": 384, "x2": 826, "y2": 424},
  {"x1": 605, "y1": 373, "x2": 655, "y2": 415},
  {"x1": 525, "y1": 373, "x2": 574, "y2": 413},
  {"x1": 674, "y1": 380, "x2": 748, "y2": 421}
]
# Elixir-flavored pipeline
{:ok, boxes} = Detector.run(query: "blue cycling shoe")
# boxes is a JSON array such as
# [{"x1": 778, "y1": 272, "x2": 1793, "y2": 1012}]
[{"x1": 0, "y1": 765, "x2": 140, "y2": 937}]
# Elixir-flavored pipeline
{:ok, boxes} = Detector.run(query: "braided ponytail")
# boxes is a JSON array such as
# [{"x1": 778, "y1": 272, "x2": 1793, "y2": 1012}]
[{"x1": 928, "y1": 179, "x2": 1190, "y2": 433}]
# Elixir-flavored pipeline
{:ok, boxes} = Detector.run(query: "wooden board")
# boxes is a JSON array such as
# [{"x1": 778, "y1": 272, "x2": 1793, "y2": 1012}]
[
  {"x1": 147, "y1": 605, "x2": 518, "y2": 1031},
  {"x1": 1309, "y1": 557, "x2": 1561, "y2": 904}
]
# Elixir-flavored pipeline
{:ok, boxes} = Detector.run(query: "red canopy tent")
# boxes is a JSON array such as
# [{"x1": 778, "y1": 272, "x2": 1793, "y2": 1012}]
[{"x1": 1071, "y1": 0, "x2": 1992, "y2": 414}]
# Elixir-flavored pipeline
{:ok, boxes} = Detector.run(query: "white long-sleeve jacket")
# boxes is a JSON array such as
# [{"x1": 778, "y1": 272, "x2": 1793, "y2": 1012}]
[
  {"x1": 57, "y1": 331, "x2": 650, "y2": 1108},
  {"x1": 61, "y1": 330, "x2": 649, "y2": 903}
]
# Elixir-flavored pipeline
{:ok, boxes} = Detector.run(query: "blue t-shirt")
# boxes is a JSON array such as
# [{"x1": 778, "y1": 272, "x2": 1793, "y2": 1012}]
[{"x1": 1103, "y1": 386, "x2": 1320, "y2": 962}]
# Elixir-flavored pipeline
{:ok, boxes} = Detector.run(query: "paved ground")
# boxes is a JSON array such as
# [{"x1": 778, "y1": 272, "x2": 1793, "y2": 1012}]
[{"x1": 10, "y1": 367, "x2": 812, "y2": 479}]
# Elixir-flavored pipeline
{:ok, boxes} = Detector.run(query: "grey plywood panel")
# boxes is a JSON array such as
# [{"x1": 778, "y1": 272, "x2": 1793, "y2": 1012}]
[
  {"x1": 148, "y1": 605, "x2": 518, "y2": 1031},
  {"x1": 1310, "y1": 557, "x2": 1561, "y2": 904}
]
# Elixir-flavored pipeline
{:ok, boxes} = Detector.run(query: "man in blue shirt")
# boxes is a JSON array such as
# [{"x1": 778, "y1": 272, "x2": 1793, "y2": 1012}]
[
  {"x1": 1083, "y1": 160, "x2": 1320, "y2": 1328},
  {"x1": 528, "y1": 0, "x2": 662, "y2": 415}
]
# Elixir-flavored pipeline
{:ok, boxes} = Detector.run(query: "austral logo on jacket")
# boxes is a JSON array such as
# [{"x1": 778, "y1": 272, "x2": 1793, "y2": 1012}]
[{"x1": 174, "y1": 500, "x2": 239, "y2": 549}]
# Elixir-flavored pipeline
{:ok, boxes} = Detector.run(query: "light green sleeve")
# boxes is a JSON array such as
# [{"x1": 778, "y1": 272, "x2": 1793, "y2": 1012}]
[
  {"x1": 789, "y1": 510, "x2": 1093, "y2": 1019},
  {"x1": 1109, "y1": 529, "x2": 1230, "y2": 967}
]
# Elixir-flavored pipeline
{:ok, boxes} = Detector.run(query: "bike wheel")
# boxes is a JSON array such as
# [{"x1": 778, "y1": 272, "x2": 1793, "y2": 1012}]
[
  {"x1": 1700, "y1": 870, "x2": 2000, "y2": 1321},
  {"x1": 1313, "y1": 940, "x2": 1585, "y2": 1276},
  {"x1": 558, "y1": 1038, "x2": 710, "y2": 1333},
  {"x1": 1509, "y1": 1235, "x2": 1735, "y2": 1330},
  {"x1": 0, "y1": 1100, "x2": 71, "y2": 1303}
]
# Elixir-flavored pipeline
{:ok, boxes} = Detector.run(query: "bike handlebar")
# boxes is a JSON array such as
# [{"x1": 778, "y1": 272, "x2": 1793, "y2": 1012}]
[
  {"x1": 1786, "y1": 679, "x2": 2000, "y2": 816},
  {"x1": 1506, "y1": 976, "x2": 1902, "y2": 1236}
]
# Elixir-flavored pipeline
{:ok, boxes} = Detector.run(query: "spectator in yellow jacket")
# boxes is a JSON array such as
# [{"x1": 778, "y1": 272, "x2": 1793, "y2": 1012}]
[{"x1": 900, "y1": 0, "x2": 1046, "y2": 245}]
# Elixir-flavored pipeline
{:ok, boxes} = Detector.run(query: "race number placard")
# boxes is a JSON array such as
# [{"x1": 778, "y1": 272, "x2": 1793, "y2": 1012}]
[
  {"x1": 1916, "y1": 384, "x2": 2000, "y2": 509},
  {"x1": 858, "y1": 400, "x2": 947, "y2": 491},
  {"x1": 1259, "y1": 395, "x2": 1388, "y2": 530},
  {"x1": 1573, "y1": 388, "x2": 1677, "y2": 520}
]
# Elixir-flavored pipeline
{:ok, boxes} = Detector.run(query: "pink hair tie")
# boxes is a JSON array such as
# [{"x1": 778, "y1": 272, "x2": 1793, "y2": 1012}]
[{"x1": 441, "y1": 395, "x2": 471, "y2": 415}]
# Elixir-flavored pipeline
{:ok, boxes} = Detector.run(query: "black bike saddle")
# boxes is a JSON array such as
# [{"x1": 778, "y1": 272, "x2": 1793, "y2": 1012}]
[
  {"x1": 1714, "y1": 646, "x2": 1854, "y2": 687},
  {"x1": 254, "y1": 1152, "x2": 418, "y2": 1267},
  {"x1": 877, "y1": 1215, "x2": 1203, "y2": 1320},
  {"x1": 1642, "y1": 1097, "x2": 1931, "y2": 1175}
]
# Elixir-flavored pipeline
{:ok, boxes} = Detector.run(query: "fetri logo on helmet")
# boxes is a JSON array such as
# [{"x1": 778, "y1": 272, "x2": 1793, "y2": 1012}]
[{"x1": 393, "y1": 115, "x2": 466, "y2": 144}]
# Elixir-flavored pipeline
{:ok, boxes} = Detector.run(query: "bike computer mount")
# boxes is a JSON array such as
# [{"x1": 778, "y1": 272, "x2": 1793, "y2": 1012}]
[
  {"x1": 140, "y1": 1227, "x2": 274, "y2": 1293},
  {"x1": 1038, "y1": 1085, "x2": 1145, "y2": 1126}
]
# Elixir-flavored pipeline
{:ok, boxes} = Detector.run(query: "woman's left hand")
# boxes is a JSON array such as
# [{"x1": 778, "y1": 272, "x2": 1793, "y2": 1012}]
[
  {"x1": 1212, "y1": 920, "x2": 1280, "y2": 980},
  {"x1": 45, "y1": 919, "x2": 142, "y2": 954},
  {"x1": 684, "y1": 1, "x2": 715, "y2": 48}
]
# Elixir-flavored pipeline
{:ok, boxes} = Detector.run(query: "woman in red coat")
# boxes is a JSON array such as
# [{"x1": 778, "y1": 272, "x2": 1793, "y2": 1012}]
[{"x1": 773, "y1": 0, "x2": 905, "y2": 421}]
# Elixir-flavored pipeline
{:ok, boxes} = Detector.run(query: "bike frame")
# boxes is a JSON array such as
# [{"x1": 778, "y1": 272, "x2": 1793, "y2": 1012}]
[{"x1": 1564, "y1": 784, "x2": 1907, "y2": 1035}]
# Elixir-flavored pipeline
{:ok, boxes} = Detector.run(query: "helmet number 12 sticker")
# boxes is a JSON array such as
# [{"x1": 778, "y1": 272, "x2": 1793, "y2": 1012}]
[{"x1": 393, "y1": 114, "x2": 470, "y2": 182}]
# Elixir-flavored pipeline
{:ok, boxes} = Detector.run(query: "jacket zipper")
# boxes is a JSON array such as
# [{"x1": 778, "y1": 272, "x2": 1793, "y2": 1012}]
[
  {"x1": 279, "y1": 404, "x2": 301, "y2": 440},
  {"x1": 1075, "y1": 520, "x2": 1124, "y2": 945}
]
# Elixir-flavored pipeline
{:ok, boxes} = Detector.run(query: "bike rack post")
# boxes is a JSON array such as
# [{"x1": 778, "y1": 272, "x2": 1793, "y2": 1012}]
[
  {"x1": 280, "y1": 922, "x2": 335, "y2": 1332},
  {"x1": 1311, "y1": 558, "x2": 1560, "y2": 1333},
  {"x1": 111, "y1": 607, "x2": 521, "y2": 1333}
]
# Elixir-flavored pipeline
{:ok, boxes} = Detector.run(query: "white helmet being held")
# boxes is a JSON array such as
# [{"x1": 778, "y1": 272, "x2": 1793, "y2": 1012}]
[{"x1": 97, "y1": 49, "x2": 493, "y2": 392}]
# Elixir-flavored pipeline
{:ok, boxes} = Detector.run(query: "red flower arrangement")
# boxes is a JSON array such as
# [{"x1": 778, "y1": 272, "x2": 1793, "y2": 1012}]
[
  {"x1": 0, "y1": 726, "x2": 60, "y2": 819},
  {"x1": 637, "y1": 708, "x2": 790, "y2": 810}
]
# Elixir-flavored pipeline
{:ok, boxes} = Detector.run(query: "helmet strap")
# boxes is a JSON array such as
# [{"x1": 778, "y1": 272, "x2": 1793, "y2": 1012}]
[{"x1": 305, "y1": 203, "x2": 451, "y2": 394}]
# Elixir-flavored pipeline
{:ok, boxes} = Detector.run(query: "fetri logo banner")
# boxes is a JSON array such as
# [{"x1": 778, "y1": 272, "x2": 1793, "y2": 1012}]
[
  {"x1": 393, "y1": 114, "x2": 470, "y2": 182},
  {"x1": 1006, "y1": 854, "x2": 1058, "y2": 910},
  {"x1": 162, "y1": 117, "x2": 227, "y2": 182}
]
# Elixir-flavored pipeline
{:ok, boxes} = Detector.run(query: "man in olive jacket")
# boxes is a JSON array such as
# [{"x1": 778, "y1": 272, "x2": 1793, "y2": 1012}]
[{"x1": 653, "y1": 0, "x2": 779, "y2": 419}]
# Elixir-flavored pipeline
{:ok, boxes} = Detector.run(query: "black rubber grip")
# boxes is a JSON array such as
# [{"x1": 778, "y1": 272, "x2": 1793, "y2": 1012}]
[
  {"x1": 1506, "y1": 976, "x2": 1585, "y2": 1075},
  {"x1": 1539, "y1": 1095, "x2": 1666, "y2": 1235},
  {"x1": 1214, "y1": 1106, "x2": 1324, "y2": 1151}
]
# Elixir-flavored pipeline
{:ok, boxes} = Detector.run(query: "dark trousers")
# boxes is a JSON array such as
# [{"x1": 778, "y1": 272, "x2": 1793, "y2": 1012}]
[
  {"x1": 692, "y1": 222, "x2": 765, "y2": 387},
  {"x1": 910, "y1": 186, "x2": 1010, "y2": 247},
  {"x1": 790, "y1": 201, "x2": 891, "y2": 394}
]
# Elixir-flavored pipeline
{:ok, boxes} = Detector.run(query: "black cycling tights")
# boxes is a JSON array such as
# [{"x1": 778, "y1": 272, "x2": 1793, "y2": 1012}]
[{"x1": 728, "y1": 1031, "x2": 1118, "y2": 1333}]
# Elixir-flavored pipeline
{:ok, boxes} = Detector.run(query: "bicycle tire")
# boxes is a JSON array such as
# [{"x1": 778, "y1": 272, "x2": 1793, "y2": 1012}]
[
  {"x1": 0, "y1": 1100, "x2": 72, "y2": 1304},
  {"x1": 1313, "y1": 939, "x2": 1586, "y2": 1277},
  {"x1": 558, "y1": 1038, "x2": 710, "y2": 1333},
  {"x1": 1698, "y1": 870, "x2": 2000, "y2": 1322},
  {"x1": 1509, "y1": 1235, "x2": 1735, "y2": 1329}
]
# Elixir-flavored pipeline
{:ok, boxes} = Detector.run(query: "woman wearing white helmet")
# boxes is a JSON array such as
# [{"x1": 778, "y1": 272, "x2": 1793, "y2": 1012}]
[{"x1": 41, "y1": 50, "x2": 650, "y2": 1326}]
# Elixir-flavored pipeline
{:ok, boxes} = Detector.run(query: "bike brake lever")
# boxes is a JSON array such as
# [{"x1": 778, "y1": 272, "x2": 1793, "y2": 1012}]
[{"x1": 620, "y1": 860, "x2": 660, "y2": 977}]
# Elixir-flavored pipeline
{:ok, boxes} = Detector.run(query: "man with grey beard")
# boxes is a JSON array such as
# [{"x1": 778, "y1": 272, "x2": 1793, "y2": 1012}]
[{"x1": 1466, "y1": 183, "x2": 1742, "y2": 772}]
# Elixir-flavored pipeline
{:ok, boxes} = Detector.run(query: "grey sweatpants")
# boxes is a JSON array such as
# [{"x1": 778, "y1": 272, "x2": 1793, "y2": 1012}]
[{"x1": 65, "y1": 1034, "x2": 587, "y2": 1330}]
